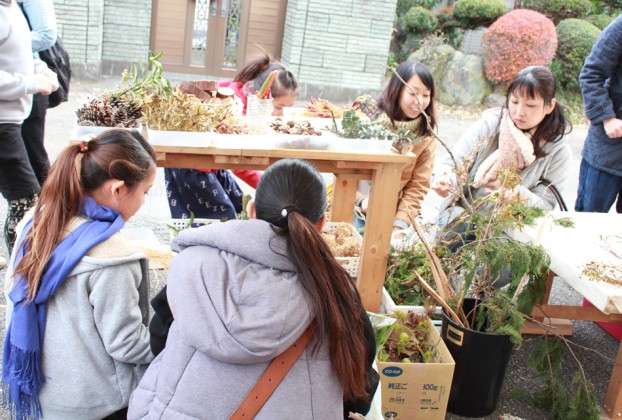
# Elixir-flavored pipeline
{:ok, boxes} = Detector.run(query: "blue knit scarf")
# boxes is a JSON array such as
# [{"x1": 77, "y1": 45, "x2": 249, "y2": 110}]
[{"x1": 2, "y1": 196, "x2": 125, "y2": 420}]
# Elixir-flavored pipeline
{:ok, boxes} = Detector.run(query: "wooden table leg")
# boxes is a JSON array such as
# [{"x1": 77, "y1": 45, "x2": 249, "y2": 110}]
[
  {"x1": 523, "y1": 270, "x2": 574, "y2": 336},
  {"x1": 330, "y1": 173, "x2": 363, "y2": 222},
  {"x1": 603, "y1": 342, "x2": 622, "y2": 418},
  {"x1": 357, "y1": 163, "x2": 402, "y2": 311}
]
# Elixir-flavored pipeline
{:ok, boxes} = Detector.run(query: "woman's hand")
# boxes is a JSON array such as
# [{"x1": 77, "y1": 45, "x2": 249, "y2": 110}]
[
  {"x1": 485, "y1": 184, "x2": 519, "y2": 202},
  {"x1": 36, "y1": 69, "x2": 59, "y2": 95},
  {"x1": 431, "y1": 175, "x2": 452, "y2": 197}
]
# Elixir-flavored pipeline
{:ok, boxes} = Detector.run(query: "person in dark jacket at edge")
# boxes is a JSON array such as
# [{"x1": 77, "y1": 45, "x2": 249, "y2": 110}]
[{"x1": 575, "y1": 14, "x2": 622, "y2": 213}]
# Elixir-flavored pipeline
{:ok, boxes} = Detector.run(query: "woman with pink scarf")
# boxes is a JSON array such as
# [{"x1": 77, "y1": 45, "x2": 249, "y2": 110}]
[{"x1": 431, "y1": 66, "x2": 572, "y2": 247}]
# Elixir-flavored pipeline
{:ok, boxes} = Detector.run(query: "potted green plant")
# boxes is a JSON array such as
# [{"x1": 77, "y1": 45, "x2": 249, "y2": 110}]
[
  {"x1": 386, "y1": 153, "x2": 599, "y2": 419},
  {"x1": 412, "y1": 168, "x2": 551, "y2": 417},
  {"x1": 328, "y1": 109, "x2": 415, "y2": 154}
]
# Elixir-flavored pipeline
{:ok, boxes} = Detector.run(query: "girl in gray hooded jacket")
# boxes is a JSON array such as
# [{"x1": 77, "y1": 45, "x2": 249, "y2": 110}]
[
  {"x1": 129, "y1": 158, "x2": 374, "y2": 419},
  {"x1": 3, "y1": 129, "x2": 156, "y2": 419}
]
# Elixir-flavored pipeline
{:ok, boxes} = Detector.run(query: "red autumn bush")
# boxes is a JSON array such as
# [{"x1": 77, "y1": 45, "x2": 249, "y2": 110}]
[{"x1": 482, "y1": 9, "x2": 557, "y2": 85}]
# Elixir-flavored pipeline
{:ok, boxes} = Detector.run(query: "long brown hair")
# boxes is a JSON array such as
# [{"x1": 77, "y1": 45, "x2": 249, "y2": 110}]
[
  {"x1": 378, "y1": 61, "x2": 437, "y2": 137},
  {"x1": 14, "y1": 130, "x2": 155, "y2": 302},
  {"x1": 254, "y1": 158, "x2": 368, "y2": 402},
  {"x1": 505, "y1": 65, "x2": 572, "y2": 158},
  {"x1": 233, "y1": 53, "x2": 298, "y2": 99}
]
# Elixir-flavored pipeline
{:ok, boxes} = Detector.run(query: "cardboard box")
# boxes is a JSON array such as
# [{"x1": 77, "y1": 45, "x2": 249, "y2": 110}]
[{"x1": 377, "y1": 318, "x2": 455, "y2": 420}]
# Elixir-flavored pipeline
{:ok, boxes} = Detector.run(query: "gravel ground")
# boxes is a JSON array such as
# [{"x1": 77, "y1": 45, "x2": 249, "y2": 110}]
[{"x1": 0, "y1": 77, "x2": 618, "y2": 419}]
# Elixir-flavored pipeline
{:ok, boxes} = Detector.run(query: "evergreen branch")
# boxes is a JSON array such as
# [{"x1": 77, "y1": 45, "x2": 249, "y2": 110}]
[{"x1": 522, "y1": 313, "x2": 616, "y2": 363}]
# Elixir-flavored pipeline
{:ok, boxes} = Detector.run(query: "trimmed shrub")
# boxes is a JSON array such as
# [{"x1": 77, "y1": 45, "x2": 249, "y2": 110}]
[
  {"x1": 436, "y1": 7, "x2": 465, "y2": 48},
  {"x1": 397, "y1": 0, "x2": 417, "y2": 17},
  {"x1": 453, "y1": 0, "x2": 508, "y2": 30},
  {"x1": 522, "y1": 0, "x2": 592, "y2": 24},
  {"x1": 401, "y1": 6, "x2": 438, "y2": 34},
  {"x1": 412, "y1": 0, "x2": 443, "y2": 8},
  {"x1": 551, "y1": 18, "x2": 601, "y2": 92},
  {"x1": 482, "y1": 9, "x2": 557, "y2": 85},
  {"x1": 396, "y1": 0, "x2": 443, "y2": 16},
  {"x1": 584, "y1": 14, "x2": 615, "y2": 30}
]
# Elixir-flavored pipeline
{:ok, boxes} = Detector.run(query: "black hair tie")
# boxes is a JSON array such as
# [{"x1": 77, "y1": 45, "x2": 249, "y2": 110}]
[{"x1": 281, "y1": 205, "x2": 297, "y2": 219}]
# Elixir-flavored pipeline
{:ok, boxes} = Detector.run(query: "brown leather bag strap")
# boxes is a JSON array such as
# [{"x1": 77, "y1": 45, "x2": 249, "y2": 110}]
[{"x1": 229, "y1": 323, "x2": 315, "y2": 420}]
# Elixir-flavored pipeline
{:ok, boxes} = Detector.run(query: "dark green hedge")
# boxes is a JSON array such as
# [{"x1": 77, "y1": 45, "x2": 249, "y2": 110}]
[
  {"x1": 584, "y1": 14, "x2": 615, "y2": 30},
  {"x1": 401, "y1": 6, "x2": 438, "y2": 34},
  {"x1": 522, "y1": 0, "x2": 592, "y2": 24},
  {"x1": 551, "y1": 18, "x2": 601, "y2": 92},
  {"x1": 452, "y1": 0, "x2": 507, "y2": 29}
]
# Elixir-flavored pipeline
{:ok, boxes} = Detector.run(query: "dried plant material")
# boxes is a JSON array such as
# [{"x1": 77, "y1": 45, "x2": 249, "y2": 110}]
[
  {"x1": 76, "y1": 92, "x2": 142, "y2": 128},
  {"x1": 270, "y1": 118, "x2": 321, "y2": 136},
  {"x1": 321, "y1": 225, "x2": 360, "y2": 257},
  {"x1": 177, "y1": 81, "x2": 216, "y2": 101},
  {"x1": 553, "y1": 216, "x2": 574, "y2": 228},
  {"x1": 599, "y1": 233, "x2": 622, "y2": 260},
  {"x1": 302, "y1": 97, "x2": 348, "y2": 118},
  {"x1": 138, "y1": 247, "x2": 174, "y2": 270},
  {"x1": 141, "y1": 89, "x2": 246, "y2": 133},
  {"x1": 76, "y1": 52, "x2": 172, "y2": 129},
  {"x1": 583, "y1": 261, "x2": 622, "y2": 286}
]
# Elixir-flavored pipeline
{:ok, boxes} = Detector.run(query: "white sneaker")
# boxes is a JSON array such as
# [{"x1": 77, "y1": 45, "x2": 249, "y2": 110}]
[{"x1": 0, "y1": 255, "x2": 7, "y2": 269}]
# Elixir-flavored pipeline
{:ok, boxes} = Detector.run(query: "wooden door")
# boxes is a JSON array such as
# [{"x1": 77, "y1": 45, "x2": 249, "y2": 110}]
[{"x1": 150, "y1": 0, "x2": 253, "y2": 77}]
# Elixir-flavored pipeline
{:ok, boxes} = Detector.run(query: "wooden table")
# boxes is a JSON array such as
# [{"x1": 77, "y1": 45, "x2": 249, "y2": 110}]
[
  {"x1": 508, "y1": 211, "x2": 622, "y2": 418},
  {"x1": 151, "y1": 140, "x2": 416, "y2": 311}
]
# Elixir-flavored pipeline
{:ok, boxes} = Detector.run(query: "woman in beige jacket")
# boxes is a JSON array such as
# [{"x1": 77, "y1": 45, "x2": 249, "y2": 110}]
[{"x1": 352, "y1": 61, "x2": 437, "y2": 237}]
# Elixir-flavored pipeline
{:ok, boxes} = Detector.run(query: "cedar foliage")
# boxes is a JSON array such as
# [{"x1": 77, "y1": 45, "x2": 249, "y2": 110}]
[{"x1": 513, "y1": 336, "x2": 600, "y2": 419}]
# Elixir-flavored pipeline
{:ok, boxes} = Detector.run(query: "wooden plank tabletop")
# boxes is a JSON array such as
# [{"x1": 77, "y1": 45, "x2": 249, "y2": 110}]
[{"x1": 508, "y1": 211, "x2": 622, "y2": 315}]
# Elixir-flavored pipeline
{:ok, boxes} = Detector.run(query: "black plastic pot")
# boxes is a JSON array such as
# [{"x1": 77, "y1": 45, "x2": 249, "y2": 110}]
[{"x1": 441, "y1": 298, "x2": 514, "y2": 418}]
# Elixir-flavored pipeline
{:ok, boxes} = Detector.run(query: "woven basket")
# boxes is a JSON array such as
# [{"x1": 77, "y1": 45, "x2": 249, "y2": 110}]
[{"x1": 322, "y1": 222, "x2": 362, "y2": 278}]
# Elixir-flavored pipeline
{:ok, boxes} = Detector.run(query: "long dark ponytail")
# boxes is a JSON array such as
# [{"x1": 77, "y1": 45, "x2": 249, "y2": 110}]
[{"x1": 254, "y1": 158, "x2": 368, "y2": 402}]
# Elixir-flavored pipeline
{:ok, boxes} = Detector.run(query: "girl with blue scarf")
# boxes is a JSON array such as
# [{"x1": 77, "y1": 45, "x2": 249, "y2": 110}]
[{"x1": 3, "y1": 130, "x2": 156, "y2": 419}]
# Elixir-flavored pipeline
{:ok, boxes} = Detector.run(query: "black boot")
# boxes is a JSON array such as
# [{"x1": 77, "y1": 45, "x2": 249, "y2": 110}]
[{"x1": 4, "y1": 193, "x2": 38, "y2": 255}]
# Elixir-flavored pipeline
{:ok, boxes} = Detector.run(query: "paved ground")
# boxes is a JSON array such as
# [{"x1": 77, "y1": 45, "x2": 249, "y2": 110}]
[{"x1": 0, "y1": 77, "x2": 619, "y2": 419}]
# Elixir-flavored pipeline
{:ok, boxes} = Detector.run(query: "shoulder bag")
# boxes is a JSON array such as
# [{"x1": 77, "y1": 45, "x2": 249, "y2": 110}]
[
  {"x1": 229, "y1": 323, "x2": 314, "y2": 419},
  {"x1": 536, "y1": 178, "x2": 568, "y2": 211},
  {"x1": 38, "y1": 37, "x2": 71, "y2": 108}
]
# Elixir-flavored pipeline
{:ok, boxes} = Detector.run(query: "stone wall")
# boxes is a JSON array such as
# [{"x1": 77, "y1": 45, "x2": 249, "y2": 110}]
[
  {"x1": 101, "y1": 0, "x2": 152, "y2": 74},
  {"x1": 53, "y1": 0, "x2": 152, "y2": 79},
  {"x1": 460, "y1": 0, "x2": 515, "y2": 54},
  {"x1": 282, "y1": 0, "x2": 397, "y2": 102}
]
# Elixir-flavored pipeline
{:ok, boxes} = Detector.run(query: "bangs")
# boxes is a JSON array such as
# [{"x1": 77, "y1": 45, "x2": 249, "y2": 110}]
[{"x1": 509, "y1": 79, "x2": 538, "y2": 100}]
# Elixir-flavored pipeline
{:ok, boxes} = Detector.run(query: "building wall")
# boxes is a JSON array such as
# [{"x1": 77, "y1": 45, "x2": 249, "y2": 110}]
[
  {"x1": 53, "y1": 0, "x2": 152, "y2": 79},
  {"x1": 102, "y1": 0, "x2": 152, "y2": 73},
  {"x1": 53, "y1": 0, "x2": 397, "y2": 99},
  {"x1": 282, "y1": 0, "x2": 398, "y2": 100}
]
